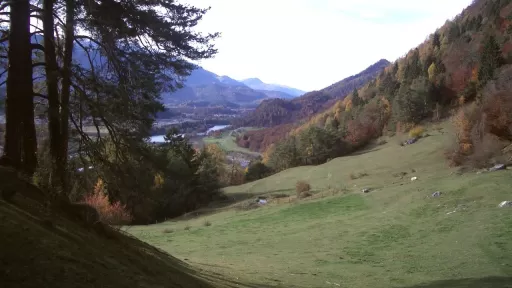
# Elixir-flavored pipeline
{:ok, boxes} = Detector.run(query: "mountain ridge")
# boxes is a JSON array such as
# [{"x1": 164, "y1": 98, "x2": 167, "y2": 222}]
[
  {"x1": 241, "y1": 78, "x2": 306, "y2": 97},
  {"x1": 236, "y1": 58, "x2": 390, "y2": 128},
  {"x1": 162, "y1": 67, "x2": 301, "y2": 106}
]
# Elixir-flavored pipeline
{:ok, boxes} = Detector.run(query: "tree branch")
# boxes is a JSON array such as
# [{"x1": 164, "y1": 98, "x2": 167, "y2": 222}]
[
  {"x1": 31, "y1": 43, "x2": 45, "y2": 52},
  {"x1": 34, "y1": 93, "x2": 48, "y2": 99},
  {"x1": 32, "y1": 62, "x2": 46, "y2": 68}
]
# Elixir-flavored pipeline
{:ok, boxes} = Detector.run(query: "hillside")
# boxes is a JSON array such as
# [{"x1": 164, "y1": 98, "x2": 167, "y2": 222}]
[
  {"x1": 162, "y1": 68, "x2": 299, "y2": 107},
  {"x1": 242, "y1": 78, "x2": 306, "y2": 97},
  {"x1": 238, "y1": 0, "x2": 512, "y2": 157},
  {"x1": 237, "y1": 59, "x2": 390, "y2": 128},
  {"x1": 0, "y1": 171, "x2": 247, "y2": 288},
  {"x1": 234, "y1": 59, "x2": 390, "y2": 152},
  {"x1": 130, "y1": 122, "x2": 512, "y2": 288}
]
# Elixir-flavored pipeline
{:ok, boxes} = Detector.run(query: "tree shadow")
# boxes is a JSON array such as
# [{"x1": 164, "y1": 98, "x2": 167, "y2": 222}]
[{"x1": 397, "y1": 276, "x2": 512, "y2": 288}]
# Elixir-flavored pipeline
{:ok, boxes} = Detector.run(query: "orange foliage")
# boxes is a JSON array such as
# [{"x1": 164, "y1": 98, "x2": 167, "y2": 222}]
[
  {"x1": 471, "y1": 66, "x2": 478, "y2": 82},
  {"x1": 483, "y1": 92, "x2": 512, "y2": 139},
  {"x1": 83, "y1": 178, "x2": 133, "y2": 225}
]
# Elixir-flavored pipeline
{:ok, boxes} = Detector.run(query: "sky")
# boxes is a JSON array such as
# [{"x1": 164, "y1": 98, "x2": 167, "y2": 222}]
[{"x1": 186, "y1": 0, "x2": 473, "y2": 92}]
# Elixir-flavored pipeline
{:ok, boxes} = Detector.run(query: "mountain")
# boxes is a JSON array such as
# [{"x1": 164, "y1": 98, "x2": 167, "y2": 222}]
[
  {"x1": 162, "y1": 68, "x2": 298, "y2": 107},
  {"x1": 242, "y1": 78, "x2": 306, "y2": 97},
  {"x1": 238, "y1": 59, "x2": 390, "y2": 128}
]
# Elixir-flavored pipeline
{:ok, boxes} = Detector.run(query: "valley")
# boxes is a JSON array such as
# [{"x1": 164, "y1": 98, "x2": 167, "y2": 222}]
[
  {"x1": 128, "y1": 122, "x2": 512, "y2": 288},
  {"x1": 2, "y1": 0, "x2": 512, "y2": 287}
]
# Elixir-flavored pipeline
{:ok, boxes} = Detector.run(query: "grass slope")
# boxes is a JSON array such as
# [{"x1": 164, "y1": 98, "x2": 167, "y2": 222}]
[
  {"x1": 0, "y1": 186, "x2": 239, "y2": 287},
  {"x1": 203, "y1": 128, "x2": 261, "y2": 157},
  {"x1": 129, "y1": 122, "x2": 512, "y2": 288}
]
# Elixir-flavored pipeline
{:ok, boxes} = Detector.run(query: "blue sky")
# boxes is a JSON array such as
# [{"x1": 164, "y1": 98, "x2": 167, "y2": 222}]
[{"x1": 187, "y1": 0, "x2": 473, "y2": 92}]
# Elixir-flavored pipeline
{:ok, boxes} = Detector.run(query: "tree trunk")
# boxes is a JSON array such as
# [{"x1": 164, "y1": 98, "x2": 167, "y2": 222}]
[
  {"x1": 43, "y1": 0, "x2": 64, "y2": 192},
  {"x1": 59, "y1": 0, "x2": 75, "y2": 192},
  {"x1": 3, "y1": 0, "x2": 32, "y2": 169}
]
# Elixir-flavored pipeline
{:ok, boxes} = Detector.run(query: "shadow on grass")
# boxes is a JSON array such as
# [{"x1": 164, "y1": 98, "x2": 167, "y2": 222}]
[{"x1": 398, "y1": 276, "x2": 512, "y2": 288}]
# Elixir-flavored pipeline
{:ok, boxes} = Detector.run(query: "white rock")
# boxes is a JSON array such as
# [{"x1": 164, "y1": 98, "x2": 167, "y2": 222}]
[
  {"x1": 498, "y1": 201, "x2": 512, "y2": 208},
  {"x1": 411, "y1": 176, "x2": 417, "y2": 181}
]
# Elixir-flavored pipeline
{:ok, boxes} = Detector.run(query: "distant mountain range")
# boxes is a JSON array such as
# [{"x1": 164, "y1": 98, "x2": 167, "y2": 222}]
[
  {"x1": 161, "y1": 68, "x2": 304, "y2": 107},
  {"x1": 241, "y1": 78, "x2": 305, "y2": 97}
]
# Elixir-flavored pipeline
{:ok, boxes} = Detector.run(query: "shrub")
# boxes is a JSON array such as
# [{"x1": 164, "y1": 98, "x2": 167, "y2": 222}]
[
  {"x1": 295, "y1": 180, "x2": 311, "y2": 196},
  {"x1": 446, "y1": 95, "x2": 510, "y2": 168},
  {"x1": 184, "y1": 225, "x2": 191, "y2": 231},
  {"x1": 350, "y1": 172, "x2": 369, "y2": 180},
  {"x1": 467, "y1": 133, "x2": 506, "y2": 168},
  {"x1": 82, "y1": 178, "x2": 133, "y2": 225},
  {"x1": 162, "y1": 228, "x2": 174, "y2": 234},
  {"x1": 203, "y1": 220, "x2": 212, "y2": 227},
  {"x1": 409, "y1": 126, "x2": 425, "y2": 138}
]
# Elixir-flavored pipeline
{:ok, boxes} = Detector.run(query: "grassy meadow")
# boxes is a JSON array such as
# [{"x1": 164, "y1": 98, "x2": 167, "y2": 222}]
[
  {"x1": 203, "y1": 127, "x2": 261, "y2": 157},
  {"x1": 127, "y1": 122, "x2": 512, "y2": 288}
]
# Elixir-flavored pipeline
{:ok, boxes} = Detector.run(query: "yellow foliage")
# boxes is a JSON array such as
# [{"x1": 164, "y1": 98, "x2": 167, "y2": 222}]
[
  {"x1": 262, "y1": 144, "x2": 275, "y2": 164},
  {"x1": 153, "y1": 173, "x2": 164, "y2": 189},
  {"x1": 380, "y1": 96, "x2": 391, "y2": 117},
  {"x1": 345, "y1": 99, "x2": 353, "y2": 111},
  {"x1": 408, "y1": 126, "x2": 425, "y2": 138},
  {"x1": 205, "y1": 143, "x2": 226, "y2": 163},
  {"x1": 428, "y1": 63, "x2": 437, "y2": 82}
]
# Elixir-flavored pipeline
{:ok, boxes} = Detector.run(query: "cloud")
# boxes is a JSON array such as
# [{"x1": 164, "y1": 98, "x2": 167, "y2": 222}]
[{"x1": 185, "y1": 0, "x2": 472, "y2": 91}]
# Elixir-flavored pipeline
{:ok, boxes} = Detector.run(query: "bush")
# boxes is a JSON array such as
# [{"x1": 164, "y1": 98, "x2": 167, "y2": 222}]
[
  {"x1": 467, "y1": 133, "x2": 506, "y2": 168},
  {"x1": 349, "y1": 172, "x2": 369, "y2": 180},
  {"x1": 409, "y1": 126, "x2": 425, "y2": 138},
  {"x1": 446, "y1": 94, "x2": 510, "y2": 168},
  {"x1": 82, "y1": 178, "x2": 133, "y2": 225},
  {"x1": 295, "y1": 180, "x2": 311, "y2": 196},
  {"x1": 203, "y1": 220, "x2": 212, "y2": 227}
]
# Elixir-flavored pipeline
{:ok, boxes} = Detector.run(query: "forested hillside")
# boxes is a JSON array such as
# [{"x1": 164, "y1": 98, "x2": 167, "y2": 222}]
[
  {"x1": 237, "y1": 59, "x2": 390, "y2": 128},
  {"x1": 243, "y1": 0, "x2": 512, "y2": 173}
]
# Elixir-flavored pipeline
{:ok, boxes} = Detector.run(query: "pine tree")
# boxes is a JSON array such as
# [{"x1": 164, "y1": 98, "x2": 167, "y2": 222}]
[
  {"x1": 478, "y1": 35, "x2": 503, "y2": 86},
  {"x1": 352, "y1": 88, "x2": 362, "y2": 107}
]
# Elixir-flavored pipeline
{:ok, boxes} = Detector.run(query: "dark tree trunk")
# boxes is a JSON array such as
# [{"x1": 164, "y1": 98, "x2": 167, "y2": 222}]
[
  {"x1": 4, "y1": 0, "x2": 33, "y2": 171},
  {"x1": 59, "y1": 0, "x2": 75, "y2": 192},
  {"x1": 43, "y1": 0, "x2": 64, "y2": 192}
]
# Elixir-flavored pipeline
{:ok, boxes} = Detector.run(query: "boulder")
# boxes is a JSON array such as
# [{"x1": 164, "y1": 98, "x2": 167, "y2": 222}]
[
  {"x1": 489, "y1": 164, "x2": 506, "y2": 172},
  {"x1": 362, "y1": 188, "x2": 371, "y2": 193},
  {"x1": 498, "y1": 201, "x2": 512, "y2": 208},
  {"x1": 431, "y1": 191, "x2": 441, "y2": 197}
]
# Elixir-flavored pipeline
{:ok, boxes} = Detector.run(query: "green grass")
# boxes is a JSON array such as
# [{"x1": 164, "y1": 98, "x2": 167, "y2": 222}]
[
  {"x1": 128, "y1": 122, "x2": 512, "y2": 288},
  {"x1": 203, "y1": 127, "x2": 261, "y2": 157}
]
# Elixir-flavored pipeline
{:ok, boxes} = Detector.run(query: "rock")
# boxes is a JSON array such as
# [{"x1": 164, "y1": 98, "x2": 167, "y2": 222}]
[
  {"x1": 411, "y1": 176, "x2": 418, "y2": 181},
  {"x1": 431, "y1": 191, "x2": 441, "y2": 197},
  {"x1": 362, "y1": 188, "x2": 371, "y2": 193},
  {"x1": 406, "y1": 138, "x2": 418, "y2": 145},
  {"x1": 499, "y1": 201, "x2": 512, "y2": 208},
  {"x1": 489, "y1": 164, "x2": 506, "y2": 172}
]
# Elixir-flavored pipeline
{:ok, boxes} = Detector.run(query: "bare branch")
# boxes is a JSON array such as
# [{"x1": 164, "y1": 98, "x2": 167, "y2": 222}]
[
  {"x1": 32, "y1": 62, "x2": 45, "y2": 68},
  {"x1": 31, "y1": 43, "x2": 45, "y2": 52},
  {"x1": 34, "y1": 93, "x2": 48, "y2": 99}
]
